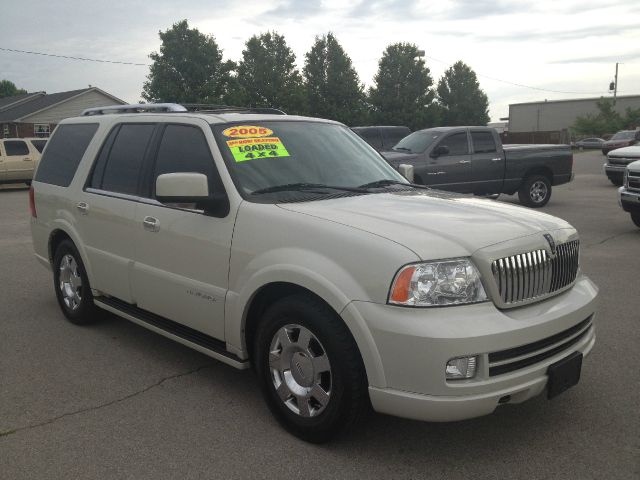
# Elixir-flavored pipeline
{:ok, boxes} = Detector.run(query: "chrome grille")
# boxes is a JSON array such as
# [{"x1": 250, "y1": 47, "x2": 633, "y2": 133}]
[{"x1": 491, "y1": 240, "x2": 580, "y2": 305}]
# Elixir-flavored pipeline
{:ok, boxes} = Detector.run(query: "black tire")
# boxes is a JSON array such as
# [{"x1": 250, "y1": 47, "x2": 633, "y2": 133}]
[
  {"x1": 518, "y1": 174, "x2": 552, "y2": 208},
  {"x1": 631, "y1": 212, "x2": 640, "y2": 228},
  {"x1": 52, "y1": 239, "x2": 101, "y2": 325},
  {"x1": 254, "y1": 293, "x2": 369, "y2": 443}
]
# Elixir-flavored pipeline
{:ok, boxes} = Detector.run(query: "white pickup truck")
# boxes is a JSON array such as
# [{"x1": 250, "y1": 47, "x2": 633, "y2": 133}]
[{"x1": 30, "y1": 104, "x2": 598, "y2": 443}]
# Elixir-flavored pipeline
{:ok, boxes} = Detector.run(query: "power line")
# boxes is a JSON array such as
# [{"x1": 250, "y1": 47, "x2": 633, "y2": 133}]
[{"x1": 0, "y1": 47, "x2": 148, "y2": 66}]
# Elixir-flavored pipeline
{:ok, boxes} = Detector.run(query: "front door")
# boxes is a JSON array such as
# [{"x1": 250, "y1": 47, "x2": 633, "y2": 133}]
[
  {"x1": 131, "y1": 123, "x2": 233, "y2": 340},
  {"x1": 3, "y1": 139, "x2": 35, "y2": 181},
  {"x1": 425, "y1": 131, "x2": 472, "y2": 192}
]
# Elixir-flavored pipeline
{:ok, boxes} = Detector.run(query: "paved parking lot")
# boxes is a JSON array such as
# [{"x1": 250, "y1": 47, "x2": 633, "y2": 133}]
[{"x1": 1, "y1": 150, "x2": 638, "y2": 479}]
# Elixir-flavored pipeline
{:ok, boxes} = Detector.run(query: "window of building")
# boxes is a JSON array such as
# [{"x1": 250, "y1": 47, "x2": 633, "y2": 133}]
[
  {"x1": 3, "y1": 124, "x2": 9, "y2": 138},
  {"x1": 34, "y1": 124, "x2": 51, "y2": 137}
]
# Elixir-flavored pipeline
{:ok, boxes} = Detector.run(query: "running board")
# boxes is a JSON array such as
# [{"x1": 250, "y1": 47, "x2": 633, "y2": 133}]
[{"x1": 95, "y1": 297, "x2": 249, "y2": 370}]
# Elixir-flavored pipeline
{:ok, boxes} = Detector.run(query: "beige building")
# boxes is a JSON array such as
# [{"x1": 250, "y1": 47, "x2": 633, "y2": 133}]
[{"x1": 507, "y1": 95, "x2": 640, "y2": 144}]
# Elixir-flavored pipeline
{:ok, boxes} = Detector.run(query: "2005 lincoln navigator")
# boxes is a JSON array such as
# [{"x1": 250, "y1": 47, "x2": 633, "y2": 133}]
[{"x1": 30, "y1": 103, "x2": 598, "y2": 442}]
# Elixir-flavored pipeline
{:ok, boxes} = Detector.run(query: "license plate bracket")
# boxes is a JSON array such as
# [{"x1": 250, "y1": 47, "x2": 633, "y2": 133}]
[{"x1": 547, "y1": 351, "x2": 583, "y2": 399}]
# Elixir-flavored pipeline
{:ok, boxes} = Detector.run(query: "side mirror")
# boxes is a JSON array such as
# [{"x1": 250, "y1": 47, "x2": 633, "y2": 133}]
[
  {"x1": 156, "y1": 172, "x2": 209, "y2": 203},
  {"x1": 431, "y1": 145, "x2": 450, "y2": 157},
  {"x1": 155, "y1": 172, "x2": 229, "y2": 216}
]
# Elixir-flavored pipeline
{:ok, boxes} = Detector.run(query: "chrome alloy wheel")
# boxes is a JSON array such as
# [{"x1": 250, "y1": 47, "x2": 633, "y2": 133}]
[
  {"x1": 59, "y1": 254, "x2": 82, "y2": 311},
  {"x1": 530, "y1": 180, "x2": 548, "y2": 203},
  {"x1": 269, "y1": 324, "x2": 332, "y2": 417}
]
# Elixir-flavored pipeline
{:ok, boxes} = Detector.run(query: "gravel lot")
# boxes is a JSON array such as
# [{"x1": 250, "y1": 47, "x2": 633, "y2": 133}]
[{"x1": 1, "y1": 150, "x2": 638, "y2": 479}]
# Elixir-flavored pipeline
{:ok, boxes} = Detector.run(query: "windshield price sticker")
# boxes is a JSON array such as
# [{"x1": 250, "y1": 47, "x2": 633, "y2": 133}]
[
  {"x1": 226, "y1": 137, "x2": 290, "y2": 162},
  {"x1": 223, "y1": 125, "x2": 274, "y2": 138}
]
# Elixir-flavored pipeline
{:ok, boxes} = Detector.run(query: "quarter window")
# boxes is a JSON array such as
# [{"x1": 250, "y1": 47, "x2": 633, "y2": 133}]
[
  {"x1": 98, "y1": 124, "x2": 155, "y2": 195},
  {"x1": 471, "y1": 131, "x2": 497, "y2": 153},
  {"x1": 438, "y1": 132, "x2": 469, "y2": 155}
]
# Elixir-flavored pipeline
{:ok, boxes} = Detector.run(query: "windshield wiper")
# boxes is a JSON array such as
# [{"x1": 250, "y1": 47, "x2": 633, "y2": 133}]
[
  {"x1": 251, "y1": 182, "x2": 368, "y2": 195},
  {"x1": 393, "y1": 147, "x2": 412, "y2": 152},
  {"x1": 358, "y1": 179, "x2": 430, "y2": 190}
]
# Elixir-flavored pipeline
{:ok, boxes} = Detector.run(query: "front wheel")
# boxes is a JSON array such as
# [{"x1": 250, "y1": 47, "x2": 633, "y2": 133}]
[
  {"x1": 631, "y1": 211, "x2": 640, "y2": 228},
  {"x1": 518, "y1": 175, "x2": 552, "y2": 208},
  {"x1": 254, "y1": 294, "x2": 369, "y2": 443}
]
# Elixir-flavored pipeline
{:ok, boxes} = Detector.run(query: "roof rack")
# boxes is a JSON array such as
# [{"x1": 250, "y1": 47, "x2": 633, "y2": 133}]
[
  {"x1": 181, "y1": 104, "x2": 287, "y2": 115},
  {"x1": 81, "y1": 103, "x2": 287, "y2": 116},
  {"x1": 81, "y1": 103, "x2": 187, "y2": 116}
]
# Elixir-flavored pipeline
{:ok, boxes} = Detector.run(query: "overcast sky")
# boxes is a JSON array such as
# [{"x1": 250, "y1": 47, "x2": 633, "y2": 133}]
[{"x1": 1, "y1": 0, "x2": 638, "y2": 122}]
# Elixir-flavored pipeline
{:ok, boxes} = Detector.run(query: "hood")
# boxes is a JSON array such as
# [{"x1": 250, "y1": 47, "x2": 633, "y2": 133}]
[
  {"x1": 278, "y1": 189, "x2": 572, "y2": 260},
  {"x1": 381, "y1": 151, "x2": 423, "y2": 164},
  {"x1": 608, "y1": 145, "x2": 640, "y2": 158}
]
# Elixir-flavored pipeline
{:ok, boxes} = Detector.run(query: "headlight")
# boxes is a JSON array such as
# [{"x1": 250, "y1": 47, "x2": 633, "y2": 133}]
[{"x1": 388, "y1": 258, "x2": 488, "y2": 307}]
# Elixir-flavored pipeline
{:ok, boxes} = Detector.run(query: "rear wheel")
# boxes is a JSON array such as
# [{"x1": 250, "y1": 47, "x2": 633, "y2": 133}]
[
  {"x1": 53, "y1": 240, "x2": 101, "y2": 325},
  {"x1": 254, "y1": 294, "x2": 368, "y2": 443},
  {"x1": 518, "y1": 175, "x2": 552, "y2": 208},
  {"x1": 631, "y1": 211, "x2": 640, "y2": 228}
]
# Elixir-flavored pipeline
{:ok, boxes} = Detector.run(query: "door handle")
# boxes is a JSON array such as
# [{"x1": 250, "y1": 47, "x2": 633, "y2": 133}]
[
  {"x1": 427, "y1": 171, "x2": 446, "y2": 175},
  {"x1": 491, "y1": 157, "x2": 502, "y2": 162},
  {"x1": 22, "y1": 157, "x2": 32, "y2": 162},
  {"x1": 143, "y1": 216, "x2": 160, "y2": 232},
  {"x1": 76, "y1": 202, "x2": 89, "y2": 215},
  {"x1": 458, "y1": 160, "x2": 471, "y2": 164}
]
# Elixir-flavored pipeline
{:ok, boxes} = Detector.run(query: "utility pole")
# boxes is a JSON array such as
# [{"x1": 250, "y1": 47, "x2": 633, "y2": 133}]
[{"x1": 610, "y1": 63, "x2": 619, "y2": 105}]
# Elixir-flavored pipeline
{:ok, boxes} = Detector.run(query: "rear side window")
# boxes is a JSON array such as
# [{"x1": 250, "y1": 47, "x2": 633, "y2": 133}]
[
  {"x1": 34, "y1": 123, "x2": 98, "y2": 187},
  {"x1": 356, "y1": 128, "x2": 383, "y2": 150},
  {"x1": 30, "y1": 139, "x2": 47, "y2": 153},
  {"x1": 4, "y1": 140, "x2": 29, "y2": 156},
  {"x1": 471, "y1": 131, "x2": 497, "y2": 153},
  {"x1": 439, "y1": 132, "x2": 469, "y2": 155},
  {"x1": 93, "y1": 124, "x2": 155, "y2": 195},
  {"x1": 382, "y1": 127, "x2": 410, "y2": 149}
]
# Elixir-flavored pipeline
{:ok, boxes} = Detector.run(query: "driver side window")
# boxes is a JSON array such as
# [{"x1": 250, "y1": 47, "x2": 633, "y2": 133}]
[{"x1": 437, "y1": 132, "x2": 469, "y2": 156}]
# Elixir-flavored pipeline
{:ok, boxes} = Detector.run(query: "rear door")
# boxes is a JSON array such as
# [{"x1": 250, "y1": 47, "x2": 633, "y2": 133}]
[
  {"x1": 78, "y1": 123, "x2": 156, "y2": 303},
  {"x1": 3, "y1": 139, "x2": 34, "y2": 181},
  {"x1": 470, "y1": 129, "x2": 504, "y2": 194},
  {"x1": 426, "y1": 131, "x2": 472, "y2": 192},
  {"x1": 131, "y1": 122, "x2": 232, "y2": 340}
]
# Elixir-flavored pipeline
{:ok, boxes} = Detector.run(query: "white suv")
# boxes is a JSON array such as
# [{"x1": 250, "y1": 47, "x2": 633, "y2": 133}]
[{"x1": 30, "y1": 104, "x2": 598, "y2": 442}]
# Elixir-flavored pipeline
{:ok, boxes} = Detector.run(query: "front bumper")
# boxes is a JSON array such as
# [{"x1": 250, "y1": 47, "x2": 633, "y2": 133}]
[
  {"x1": 604, "y1": 163, "x2": 627, "y2": 180},
  {"x1": 619, "y1": 187, "x2": 640, "y2": 212},
  {"x1": 343, "y1": 276, "x2": 598, "y2": 422}
]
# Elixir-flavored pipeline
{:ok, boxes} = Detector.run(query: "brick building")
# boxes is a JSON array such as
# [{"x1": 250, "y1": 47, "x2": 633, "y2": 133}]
[{"x1": 0, "y1": 87, "x2": 125, "y2": 138}]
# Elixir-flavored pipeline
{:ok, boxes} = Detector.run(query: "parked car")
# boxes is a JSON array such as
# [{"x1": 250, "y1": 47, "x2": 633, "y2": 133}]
[
  {"x1": 619, "y1": 160, "x2": 640, "y2": 227},
  {"x1": 30, "y1": 104, "x2": 597, "y2": 443},
  {"x1": 352, "y1": 126, "x2": 410, "y2": 152},
  {"x1": 603, "y1": 145, "x2": 640, "y2": 186},
  {"x1": 601, "y1": 130, "x2": 640, "y2": 155},
  {"x1": 0, "y1": 137, "x2": 43, "y2": 186},
  {"x1": 382, "y1": 126, "x2": 573, "y2": 208},
  {"x1": 574, "y1": 138, "x2": 604, "y2": 149}
]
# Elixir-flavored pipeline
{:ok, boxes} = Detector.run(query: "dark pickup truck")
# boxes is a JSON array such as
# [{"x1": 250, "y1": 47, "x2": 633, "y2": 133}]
[{"x1": 382, "y1": 126, "x2": 573, "y2": 207}]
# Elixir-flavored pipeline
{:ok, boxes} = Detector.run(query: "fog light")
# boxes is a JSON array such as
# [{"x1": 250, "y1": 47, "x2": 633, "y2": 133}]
[{"x1": 446, "y1": 356, "x2": 478, "y2": 379}]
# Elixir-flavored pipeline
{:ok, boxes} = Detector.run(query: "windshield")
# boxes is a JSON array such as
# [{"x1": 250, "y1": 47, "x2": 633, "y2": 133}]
[
  {"x1": 611, "y1": 131, "x2": 634, "y2": 140},
  {"x1": 212, "y1": 121, "x2": 407, "y2": 200},
  {"x1": 392, "y1": 130, "x2": 441, "y2": 153}
]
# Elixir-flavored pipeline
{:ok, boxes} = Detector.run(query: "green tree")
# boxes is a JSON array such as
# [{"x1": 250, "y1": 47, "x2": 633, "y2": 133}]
[
  {"x1": 572, "y1": 99, "x2": 623, "y2": 136},
  {"x1": 0, "y1": 80, "x2": 27, "y2": 98},
  {"x1": 236, "y1": 32, "x2": 305, "y2": 114},
  {"x1": 303, "y1": 33, "x2": 367, "y2": 124},
  {"x1": 436, "y1": 61, "x2": 489, "y2": 126},
  {"x1": 142, "y1": 20, "x2": 235, "y2": 104},
  {"x1": 622, "y1": 107, "x2": 640, "y2": 130},
  {"x1": 368, "y1": 43, "x2": 436, "y2": 130}
]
